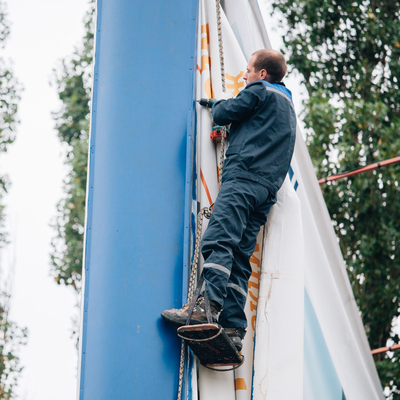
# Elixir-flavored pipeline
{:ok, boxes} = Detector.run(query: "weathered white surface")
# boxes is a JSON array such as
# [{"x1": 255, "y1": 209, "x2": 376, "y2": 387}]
[{"x1": 252, "y1": 178, "x2": 304, "y2": 400}]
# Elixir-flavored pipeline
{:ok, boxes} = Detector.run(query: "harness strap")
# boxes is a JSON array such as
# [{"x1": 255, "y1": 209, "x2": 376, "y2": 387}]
[
  {"x1": 185, "y1": 274, "x2": 205, "y2": 325},
  {"x1": 203, "y1": 290, "x2": 213, "y2": 324}
]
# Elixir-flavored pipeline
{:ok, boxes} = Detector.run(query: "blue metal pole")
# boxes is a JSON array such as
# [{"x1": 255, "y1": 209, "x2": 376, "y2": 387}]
[{"x1": 79, "y1": 1, "x2": 198, "y2": 398}]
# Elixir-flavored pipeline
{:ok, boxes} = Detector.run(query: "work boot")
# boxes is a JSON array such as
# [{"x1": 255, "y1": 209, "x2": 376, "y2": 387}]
[
  {"x1": 161, "y1": 296, "x2": 221, "y2": 327},
  {"x1": 224, "y1": 327, "x2": 246, "y2": 352}
]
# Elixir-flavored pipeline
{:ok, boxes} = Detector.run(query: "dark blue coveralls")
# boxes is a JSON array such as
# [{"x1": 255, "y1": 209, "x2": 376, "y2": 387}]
[{"x1": 201, "y1": 80, "x2": 297, "y2": 329}]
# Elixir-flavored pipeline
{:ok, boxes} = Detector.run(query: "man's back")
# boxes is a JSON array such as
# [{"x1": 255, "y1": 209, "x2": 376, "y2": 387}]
[{"x1": 212, "y1": 80, "x2": 296, "y2": 194}]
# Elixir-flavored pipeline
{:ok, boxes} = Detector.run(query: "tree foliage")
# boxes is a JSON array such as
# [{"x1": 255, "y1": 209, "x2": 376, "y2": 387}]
[
  {"x1": 0, "y1": 1, "x2": 27, "y2": 398},
  {"x1": 0, "y1": 1, "x2": 19, "y2": 246},
  {"x1": 273, "y1": 0, "x2": 400, "y2": 396},
  {"x1": 51, "y1": 2, "x2": 94, "y2": 292},
  {"x1": 0, "y1": 292, "x2": 27, "y2": 400}
]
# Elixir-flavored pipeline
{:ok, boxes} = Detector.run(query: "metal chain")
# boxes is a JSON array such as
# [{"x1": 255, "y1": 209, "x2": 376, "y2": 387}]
[{"x1": 177, "y1": 2, "x2": 226, "y2": 397}]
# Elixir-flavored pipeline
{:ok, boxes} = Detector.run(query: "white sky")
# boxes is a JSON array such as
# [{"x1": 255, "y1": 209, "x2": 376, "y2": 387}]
[
  {"x1": 0, "y1": 1, "x2": 306, "y2": 400},
  {"x1": 0, "y1": 0, "x2": 90, "y2": 399}
]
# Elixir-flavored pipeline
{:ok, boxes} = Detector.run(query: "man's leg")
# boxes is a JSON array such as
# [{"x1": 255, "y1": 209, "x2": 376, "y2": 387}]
[
  {"x1": 201, "y1": 179, "x2": 272, "y2": 308},
  {"x1": 219, "y1": 191, "x2": 276, "y2": 330},
  {"x1": 161, "y1": 178, "x2": 257, "y2": 327},
  {"x1": 161, "y1": 178, "x2": 273, "y2": 329}
]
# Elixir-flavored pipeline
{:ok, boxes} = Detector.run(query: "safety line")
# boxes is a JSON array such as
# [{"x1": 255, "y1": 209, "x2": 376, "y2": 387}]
[
  {"x1": 200, "y1": 168, "x2": 213, "y2": 205},
  {"x1": 371, "y1": 343, "x2": 400, "y2": 355},
  {"x1": 318, "y1": 156, "x2": 400, "y2": 185}
]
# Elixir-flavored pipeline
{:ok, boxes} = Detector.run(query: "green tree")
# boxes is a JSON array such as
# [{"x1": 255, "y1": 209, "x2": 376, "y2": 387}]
[
  {"x1": 51, "y1": 2, "x2": 95, "y2": 292},
  {"x1": 0, "y1": 0, "x2": 19, "y2": 246},
  {"x1": 0, "y1": 1, "x2": 27, "y2": 398},
  {"x1": 273, "y1": 0, "x2": 400, "y2": 397},
  {"x1": 0, "y1": 291, "x2": 27, "y2": 400}
]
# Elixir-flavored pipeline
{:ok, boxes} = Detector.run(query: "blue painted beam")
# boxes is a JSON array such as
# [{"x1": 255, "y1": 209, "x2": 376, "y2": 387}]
[{"x1": 79, "y1": 1, "x2": 198, "y2": 398}]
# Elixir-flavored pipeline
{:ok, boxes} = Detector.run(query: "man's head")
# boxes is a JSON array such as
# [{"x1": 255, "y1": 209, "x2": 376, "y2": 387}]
[{"x1": 243, "y1": 49, "x2": 287, "y2": 84}]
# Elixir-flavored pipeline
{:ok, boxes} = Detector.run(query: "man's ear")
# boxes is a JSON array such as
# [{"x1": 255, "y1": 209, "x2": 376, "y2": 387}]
[{"x1": 260, "y1": 69, "x2": 267, "y2": 80}]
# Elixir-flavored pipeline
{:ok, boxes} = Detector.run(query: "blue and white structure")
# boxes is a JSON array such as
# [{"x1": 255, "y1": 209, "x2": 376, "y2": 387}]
[
  {"x1": 77, "y1": 1, "x2": 197, "y2": 399},
  {"x1": 78, "y1": 0, "x2": 384, "y2": 399}
]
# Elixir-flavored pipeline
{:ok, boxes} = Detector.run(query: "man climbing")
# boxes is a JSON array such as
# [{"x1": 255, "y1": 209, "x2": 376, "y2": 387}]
[{"x1": 161, "y1": 49, "x2": 297, "y2": 351}]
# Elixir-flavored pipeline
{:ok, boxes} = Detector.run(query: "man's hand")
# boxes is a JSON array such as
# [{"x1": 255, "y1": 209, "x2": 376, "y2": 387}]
[
  {"x1": 198, "y1": 98, "x2": 216, "y2": 108},
  {"x1": 198, "y1": 92, "x2": 233, "y2": 108}
]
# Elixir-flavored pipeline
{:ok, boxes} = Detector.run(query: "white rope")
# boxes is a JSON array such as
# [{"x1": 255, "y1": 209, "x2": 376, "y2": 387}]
[
  {"x1": 216, "y1": 0, "x2": 226, "y2": 190},
  {"x1": 176, "y1": 340, "x2": 186, "y2": 400},
  {"x1": 176, "y1": 207, "x2": 212, "y2": 400},
  {"x1": 218, "y1": 128, "x2": 226, "y2": 191},
  {"x1": 216, "y1": 0, "x2": 226, "y2": 92}
]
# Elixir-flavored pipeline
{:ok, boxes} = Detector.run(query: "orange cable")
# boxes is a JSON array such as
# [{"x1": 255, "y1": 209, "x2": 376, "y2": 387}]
[
  {"x1": 200, "y1": 169, "x2": 213, "y2": 206},
  {"x1": 371, "y1": 344, "x2": 400, "y2": 355},
  {"x1": 319, "y1": 156, "x2": 400, "y2": 185}
]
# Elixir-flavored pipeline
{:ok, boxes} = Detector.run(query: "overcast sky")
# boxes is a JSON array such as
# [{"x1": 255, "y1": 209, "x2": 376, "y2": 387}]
[
  {"x1": 0, "y1": 1, "x2": 305, "y2": 399},
  {"x1": 1, "y1": 1, "x2": 89, "y2": 399}
]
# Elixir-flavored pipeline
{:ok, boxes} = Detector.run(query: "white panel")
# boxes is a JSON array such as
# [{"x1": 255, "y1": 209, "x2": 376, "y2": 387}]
[
  {"x1": 235, "y1": 229, "x2": 264, "y2": 400},
  {"x1": 292, "y1": 134, "x2": 384, "y2": 399},
  {"x1": 252, "y1": 178, "x2": 304, "y2": 399}
]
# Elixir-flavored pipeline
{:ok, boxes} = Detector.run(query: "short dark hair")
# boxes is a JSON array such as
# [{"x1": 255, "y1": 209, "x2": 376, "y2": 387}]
[{"x1": 252, "y1": 49, "x2": 287, "y2": 83}]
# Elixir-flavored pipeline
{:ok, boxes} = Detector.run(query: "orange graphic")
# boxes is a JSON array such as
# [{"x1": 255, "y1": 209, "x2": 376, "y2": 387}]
[
  {"x1": 200, "y1": 25, "x2": 211, "y2": 72},
  {"x1": 248, "y1": 290, "x2": 258, "y2": 303},
  {"x1": 200, "y1": 169, "x2": 213, "y2": 205},
  {"x1": 201, "y1": 55, "x2": 211, "y2": 73},
  {"x1": 251, "y1": 270, "x2": 260, "y2": 280},
  {"x1": 197, "y1": 25, "x2": 211, "y2": 74},
  {"x1": 248, "y1": 280, "x2": 259, "y2": 290},
  {"x1": 204, "y1": 77, "x2": 214, "y2": 99},
  {"x1": 201, "y1": 24, "x2": 210, "y2": 50},
  {"x1": 226, "y1": 71, "x2": 245, "y2": 96},
  {"x1": 235, "y1": 378, "x2": 247, "y2": 391},
  {"x1": 248, "y1": 240, "x2": 261, "y2": 336},
  {"x1": 251, "y1": 315, "x2": 257, "y2": 331},
  {"x1": 250, "y1": 254, "x2": 261, "y2": 269},
  {"x1": 196, "y1": 24, "x2": 215, "y2": 98}
]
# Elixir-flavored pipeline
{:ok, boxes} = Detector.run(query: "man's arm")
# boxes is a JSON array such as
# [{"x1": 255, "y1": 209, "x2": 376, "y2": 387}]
[{"x1": 212, "y1": 82, "x2": 263, "y2": 126}]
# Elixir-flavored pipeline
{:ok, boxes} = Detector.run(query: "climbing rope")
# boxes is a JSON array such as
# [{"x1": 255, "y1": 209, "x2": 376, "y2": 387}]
[
  {"x1": 216, "y1": 0, "x2": 226, "y2": 191},
  {"x1": 218, "y1": 127, "x2": 226, "y2": 191},
  {"x1": 176, "y1": 207, "x2": 212, "y2": 400},
  {"x1": 187, "y1": 207, "x2": 213, "y2": 302},
  {"x1": 176, "y1": 340, "x2": 186, "y2": 400},
  {"x1": 176, "y1": 2, "x2": 226, "y2": 398},
  {"x1": 216, "y1": 0, "x2": 225, "y2": 92}
]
